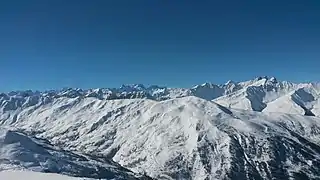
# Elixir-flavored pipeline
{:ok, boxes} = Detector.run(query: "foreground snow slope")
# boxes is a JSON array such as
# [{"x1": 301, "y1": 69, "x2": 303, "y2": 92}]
[
  {"x1": 1, "y1": 96, "x2": 320, "y2": 179},
  {"x1": 0, "y1": 128, "x2": 150, "y2": 180},
  {"x1": 0, "y1": 171, "x2": 92, "y2": 180}
]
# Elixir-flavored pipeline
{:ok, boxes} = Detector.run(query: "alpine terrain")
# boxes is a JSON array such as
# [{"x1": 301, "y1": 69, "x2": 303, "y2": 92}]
[{"x1": 0, "y1": 76, "x2": 320, "y2": 180}]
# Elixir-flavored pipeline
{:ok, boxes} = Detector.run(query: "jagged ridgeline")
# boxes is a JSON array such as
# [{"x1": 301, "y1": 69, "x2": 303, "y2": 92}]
[{"x1": 2, "y1": 76, "x2": 320, "y2": 116}]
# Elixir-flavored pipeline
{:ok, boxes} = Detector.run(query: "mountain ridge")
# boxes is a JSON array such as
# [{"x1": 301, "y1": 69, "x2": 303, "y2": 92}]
[{"x1": 1, "y1": 76, "x2": 319, "y2": 116}]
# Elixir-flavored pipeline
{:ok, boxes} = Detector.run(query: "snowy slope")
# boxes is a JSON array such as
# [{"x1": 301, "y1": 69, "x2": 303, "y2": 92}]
[
  {"x1": 213, "y1": 77, "x2": 320, "y2": 115},
  {"x1": 263, "y1": 85, "x2": 320, "y2": 116},
  {"x1": 0, "y1": 128, "x2": 150, "y2": 180},
  {"x1": 214, "y1": 77, "x2": 296, "y2": 111},
  {"x1": 0, "y1": 96, "x2": 320, "y2": 179},
  {"x1": 0, "y1": 171, "x2": 93, "y2": 180}
]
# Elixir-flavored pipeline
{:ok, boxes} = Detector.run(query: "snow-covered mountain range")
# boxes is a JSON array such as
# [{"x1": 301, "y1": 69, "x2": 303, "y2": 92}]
[
  {"x1": 1, "y1": 76, "x2": 320, "y2": 116},
  {"x1": 1, "y1": 77, "x2": 320, "y2": 179}
]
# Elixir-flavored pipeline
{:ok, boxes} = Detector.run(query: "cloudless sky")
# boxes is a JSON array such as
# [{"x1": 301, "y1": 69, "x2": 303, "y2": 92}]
[{"x1": 0, "y1": 0, "x2": 319, "y2": 91}]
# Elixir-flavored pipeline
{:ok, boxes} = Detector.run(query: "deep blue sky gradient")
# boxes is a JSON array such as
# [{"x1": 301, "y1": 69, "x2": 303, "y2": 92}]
[{"x1": 1, "y1": 0, "x2": 319, "y2": 91}]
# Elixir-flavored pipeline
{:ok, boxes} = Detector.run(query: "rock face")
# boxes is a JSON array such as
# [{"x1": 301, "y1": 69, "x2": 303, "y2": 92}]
[{"x1": 0, "y1": 94, "x2": 320, "y2": 179}]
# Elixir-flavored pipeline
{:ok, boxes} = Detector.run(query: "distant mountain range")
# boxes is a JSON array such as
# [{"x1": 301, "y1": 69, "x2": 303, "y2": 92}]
[{"x1": 2, "y1": 76, "x2": 320, "y2": 116}]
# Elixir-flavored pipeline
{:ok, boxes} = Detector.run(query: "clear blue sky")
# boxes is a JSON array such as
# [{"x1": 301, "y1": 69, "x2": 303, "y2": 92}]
[{"x1": 1, "y1": 0, "x2": 319, "y2": 91}]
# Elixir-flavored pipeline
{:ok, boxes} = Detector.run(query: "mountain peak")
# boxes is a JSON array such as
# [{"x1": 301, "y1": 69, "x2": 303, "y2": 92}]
[
  {"x1": 224, "y1": 80, "x2": 235, "y2": 86},
  {"x1": 268, "y1": 76, "x2": 278, "y2": 83},
  {"x1": 254, "y1": 76, "x2": 264, "y2": 81},
  {"x1": 119, "y1": 84, "x2": 146, "y2": 91},
  {"x1": 254, "y1": 76, "x2": 270, "y2": 81},
  {"x1": 201, "y1": 82, "x2": 212, "y2": 87}
]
